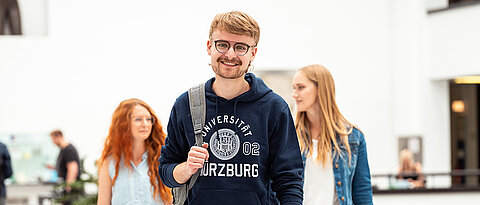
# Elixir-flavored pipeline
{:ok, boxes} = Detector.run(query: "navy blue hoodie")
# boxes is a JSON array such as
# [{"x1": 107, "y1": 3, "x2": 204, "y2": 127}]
[{"x1": 159, "y1": 73, "x2": 304, "y2": 205}]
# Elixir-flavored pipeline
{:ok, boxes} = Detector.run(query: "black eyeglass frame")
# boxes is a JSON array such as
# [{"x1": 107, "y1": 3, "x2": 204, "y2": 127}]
[{"x1": 213, "y1": 40, "x2": 256, "y2": 56}]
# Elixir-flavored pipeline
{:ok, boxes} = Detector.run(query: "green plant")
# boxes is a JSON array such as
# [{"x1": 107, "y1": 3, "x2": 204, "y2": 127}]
[{"x1": 53, "y1": 158, "x2": 98, "y2": 205}]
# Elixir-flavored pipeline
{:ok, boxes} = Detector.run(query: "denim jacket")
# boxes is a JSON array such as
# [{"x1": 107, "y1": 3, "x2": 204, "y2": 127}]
[{"x1": 302, "y1": 127, "x2": 373, "y2": 205}]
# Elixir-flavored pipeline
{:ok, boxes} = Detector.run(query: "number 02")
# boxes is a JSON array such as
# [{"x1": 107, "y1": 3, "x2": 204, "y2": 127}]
[{"x1": 243, "y1": 142, "x2": 260, "y2": 156}]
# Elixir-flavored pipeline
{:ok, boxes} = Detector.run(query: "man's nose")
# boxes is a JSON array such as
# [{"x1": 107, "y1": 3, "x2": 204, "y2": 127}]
[{"x1": 224, "y1": 46, "x2": 237, "y2": 59}]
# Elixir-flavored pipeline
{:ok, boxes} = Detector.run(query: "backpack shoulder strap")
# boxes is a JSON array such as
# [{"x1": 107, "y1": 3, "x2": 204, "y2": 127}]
[
  {"x1": 186, "y1": 83, "x2": 206, "y2": 188},
  {"x1": 188, "y1": 83, "x2": 206, "y2": 146}
]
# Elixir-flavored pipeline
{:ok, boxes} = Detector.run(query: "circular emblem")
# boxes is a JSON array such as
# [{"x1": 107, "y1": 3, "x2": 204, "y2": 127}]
[{"x1": 209, "y1": 128, "x2": 240, "y2": 160}]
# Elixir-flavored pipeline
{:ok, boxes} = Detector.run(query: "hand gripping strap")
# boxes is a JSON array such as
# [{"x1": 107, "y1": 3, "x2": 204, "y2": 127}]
[{"x1": 173, "y1": 83, "x2": 205, "y2": 205}]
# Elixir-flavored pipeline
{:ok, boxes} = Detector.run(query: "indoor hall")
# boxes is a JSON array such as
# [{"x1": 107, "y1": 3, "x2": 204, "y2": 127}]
[{"x1": 1, "y1": 0, "x2": 479, "y2": 204}]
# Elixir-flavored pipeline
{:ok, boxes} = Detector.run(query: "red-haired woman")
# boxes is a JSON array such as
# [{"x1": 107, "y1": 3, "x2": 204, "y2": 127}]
[{"x1": 98, "y1": 98, "x2": 172, "y2": 204}]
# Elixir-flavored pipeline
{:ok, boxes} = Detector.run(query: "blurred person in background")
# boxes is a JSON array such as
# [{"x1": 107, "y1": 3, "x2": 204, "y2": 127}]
[
  {"x1": 0, "y1": 142, "x2": 12, "y2": 205},
  {"x1": 397, "y1": 148, "x2": 425, "y2": 188},
  {"x1": 292, "y1": 64, "x2": 373, "y2": 205},
  {"x1": 49, "y1": 129, "x2": 81, "y2": 205},
  {"x1": 97, "y1": 98, "x2": 172, "y2": 205}
]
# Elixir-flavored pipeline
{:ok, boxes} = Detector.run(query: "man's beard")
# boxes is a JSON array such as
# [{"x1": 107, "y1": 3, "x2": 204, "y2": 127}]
[{"x1": 212, "y1": 56, "x2": 248, "y2": 79}]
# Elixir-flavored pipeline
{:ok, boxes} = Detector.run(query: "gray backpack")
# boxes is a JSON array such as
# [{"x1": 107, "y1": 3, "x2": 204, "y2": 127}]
[{"x1": 172, "y1": 83, "x2": 206, "y2": 205}]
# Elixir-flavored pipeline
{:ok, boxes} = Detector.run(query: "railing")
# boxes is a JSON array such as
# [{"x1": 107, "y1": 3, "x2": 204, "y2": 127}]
[{"x1": 371, "y1": 169, "x2": 480, "y2": 194}]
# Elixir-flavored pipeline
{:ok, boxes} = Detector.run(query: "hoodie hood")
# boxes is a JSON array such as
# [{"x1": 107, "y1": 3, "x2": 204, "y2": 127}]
[{"x1": 204, "y1": 73, "x2": 272, "y2": 103}]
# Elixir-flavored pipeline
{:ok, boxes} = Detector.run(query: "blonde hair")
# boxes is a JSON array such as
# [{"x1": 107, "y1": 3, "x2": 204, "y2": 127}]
[
  {"x1": 295, "y1": 64, "x2": 352, "y2": 165},
  {"x1": 399, "y1": 149, "x2": 415, "y2": 171},
  {"x1": 400, "y1": 149, "x2": 413, "y2": 162},
  {"x1": 209, "y1": 11, "x2": 260, "y2": 46}
]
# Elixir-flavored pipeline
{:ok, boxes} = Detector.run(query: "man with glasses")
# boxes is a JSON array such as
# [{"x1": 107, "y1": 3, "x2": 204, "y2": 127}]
[{"x1": 159, "y1": 11, "x2": 303, "y2": 205}]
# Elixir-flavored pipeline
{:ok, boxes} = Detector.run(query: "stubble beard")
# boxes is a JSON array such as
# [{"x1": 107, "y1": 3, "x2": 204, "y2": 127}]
[
  {"x1": 212, "y1": 57, "x2": 248, "y2": 79},
  {"x1": 212, "y1": 66, "x2": 247, "y2": 79}
]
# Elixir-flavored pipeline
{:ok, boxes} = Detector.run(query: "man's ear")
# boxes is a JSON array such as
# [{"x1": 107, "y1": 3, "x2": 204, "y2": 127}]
[
  {"x1": 250, "y1": 47, "x2": 257, "y2": 61},
  {"x1": 207, "y1": 40, "x2": 212, "y2": 56}
]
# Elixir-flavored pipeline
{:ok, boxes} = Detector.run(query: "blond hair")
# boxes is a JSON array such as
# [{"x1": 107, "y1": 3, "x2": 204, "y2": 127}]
[
  {"x1": 295, "y1": 64, "x2": 352, "y2": 165},
  {"x1": 399, "y1": 149, "x2": 415, "y2": 171},
  {"x1": 209, "y1": 11, "x2": 260, "y2": 46},
  {"x1": 400, "y1": 149, "x2": 413, "y2": 162}
]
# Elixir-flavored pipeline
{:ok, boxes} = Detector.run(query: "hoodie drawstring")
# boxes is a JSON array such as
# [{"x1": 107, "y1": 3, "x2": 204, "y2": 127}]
[
  {"x1": 215, "y1": 97, "x2": 219, "y2": 140},
  {"x1": 214, "y1": 98, "x2": 239, "y2": 140},
  {"x1": 233, "y1": 99, "x2": 239, "y2": 135}
]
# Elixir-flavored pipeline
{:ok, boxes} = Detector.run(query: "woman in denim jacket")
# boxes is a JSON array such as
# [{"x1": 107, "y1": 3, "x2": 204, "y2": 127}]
[{"x1": 292, "y1": 64, "x2": 373, "y2": 205}]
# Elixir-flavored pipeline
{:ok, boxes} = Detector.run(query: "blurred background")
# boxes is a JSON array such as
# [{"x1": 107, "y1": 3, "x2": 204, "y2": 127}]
[{"x1": 1, "y1": 0, "x2": 479, "y2": 204}]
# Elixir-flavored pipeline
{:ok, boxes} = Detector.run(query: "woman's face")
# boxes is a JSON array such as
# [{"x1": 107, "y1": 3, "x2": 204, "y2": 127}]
[
  {"x1": 292, "y1": 71, "x2": 318, "y2": 112},
  {"x1": 130, "y1": 105, "x2": 154, "y2": 141}
]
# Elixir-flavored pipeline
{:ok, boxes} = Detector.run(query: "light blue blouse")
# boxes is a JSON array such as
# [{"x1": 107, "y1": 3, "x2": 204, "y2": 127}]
[{"x1": 108, "y1": 153, "x2": 163, "y2": 205}]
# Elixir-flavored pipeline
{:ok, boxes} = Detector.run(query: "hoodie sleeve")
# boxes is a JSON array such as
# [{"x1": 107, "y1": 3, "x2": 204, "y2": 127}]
[
  {"x1": 269, "y1": 106, "x2": 304, "y2": 205},
  {"x1": 158, "y1": 99, "x2": 190, "y2": 188}
]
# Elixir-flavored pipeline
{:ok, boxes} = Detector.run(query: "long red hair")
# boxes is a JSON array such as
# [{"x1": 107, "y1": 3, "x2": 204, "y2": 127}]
[{"x1": 99, "y1": 98, "x2": 172, "y2": 203}]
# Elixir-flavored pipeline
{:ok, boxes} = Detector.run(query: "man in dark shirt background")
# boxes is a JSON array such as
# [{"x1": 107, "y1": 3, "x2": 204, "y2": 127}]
[
  {"x1": 49, "y1": 129, "x2": 81, "y2": 201},
  {"x1": 0, "y1": 142, "x2": 12, "y2": 205}
]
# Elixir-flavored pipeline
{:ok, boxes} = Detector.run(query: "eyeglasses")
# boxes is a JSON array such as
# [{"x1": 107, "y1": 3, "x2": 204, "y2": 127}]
[
  {"x1": 131, "y1": 116, "x2": 155, "y2": 125},
  {"x1": 213, "y1": 40, "x2": 255, "y2": 56}
]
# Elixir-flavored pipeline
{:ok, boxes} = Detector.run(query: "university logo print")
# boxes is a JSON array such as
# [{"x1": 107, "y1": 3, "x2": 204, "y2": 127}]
[{"x1": 209, "y1": 128, "x2": 240, "y2": 160}]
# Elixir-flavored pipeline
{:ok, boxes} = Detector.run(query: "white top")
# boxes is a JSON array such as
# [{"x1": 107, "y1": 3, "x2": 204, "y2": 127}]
[
  {"x1": 108, "y1": 153, "x2": 163, "y2": 205},
  {"x1": 303, "y1": 139, "x2": 336, "y2": 205}
]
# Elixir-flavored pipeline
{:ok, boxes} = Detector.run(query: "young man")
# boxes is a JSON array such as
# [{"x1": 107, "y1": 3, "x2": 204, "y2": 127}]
[
  {"x1": 159, "y1": 11, "x2": 303, "y2": 204},
  {"x1": 49, "y1": 130, "x2": 81, "y2": 196},
  {"x1": 0, "y1": 142, "x2": 12, "y2": 205}
]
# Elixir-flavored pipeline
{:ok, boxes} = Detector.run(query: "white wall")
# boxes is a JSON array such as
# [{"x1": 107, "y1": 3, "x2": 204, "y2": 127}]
[
  {"x1": 17, "y1": 0, "x2": 48, "y2": 36},
  {"x1": 391, "y1": 0, "x2": 425, "y2": 139},
  {"x1": 428, "y1": 5, "x2": 480, "y2": 79}
]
